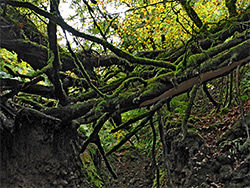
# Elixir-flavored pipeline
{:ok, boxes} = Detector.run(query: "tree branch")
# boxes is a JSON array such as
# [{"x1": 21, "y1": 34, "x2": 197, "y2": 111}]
[
  {"x1": 111, "y1": 98, "x2": 168, "y2": 133},
  {"x1": 48, "y1": 0, "x2": 68, "y2": 106},
  {"x1": 0, "y1": 78, "x2": 54, "y2": 98},
  {"x1": 106, "y1": 114, "x2": 153, "y2": 155},
  {"x1": 79, "y1": 112, "x2": 110, "y2": 154},
  {"x1": 182, "y1": 84, "x2": 198, "y2": 139},
  {"x1": 0, "y1": 0, "x2": 175, "y2": 70},
  {"x1": 179, "y1": 0, "x2": 203, "y2": 29},
  {"x1": 225, "y1": 0, "x2": 237, "y2": 18}
]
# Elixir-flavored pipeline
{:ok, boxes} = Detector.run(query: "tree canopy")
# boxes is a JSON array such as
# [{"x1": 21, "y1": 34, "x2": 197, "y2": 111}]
[{"x1": 0, "y1": 0, "x2": 250, "y2": 187}]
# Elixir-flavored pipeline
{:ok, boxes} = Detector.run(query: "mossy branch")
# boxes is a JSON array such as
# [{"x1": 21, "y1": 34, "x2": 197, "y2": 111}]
[
  {"x1": 30, "y1": 61, "x2": 53, "y2": 78},
  {"x1": 1, "y1": 76, "x2": 43, "y2": 102},
  {"x1": 48, "y1": 1, "x2": 68, "y2": 106},
  {"x1": 95, "y1": 136, "x2": 117, "y2": 179},
  {"x1": 149, "y1": 118, "x2": 160, "y2": 188},
  {"x1": 106, "y1": 115, "x2": 152, "y2": 155},
  {"x1": 80, "y1": 112, "x2": 110, "y2": 154},
  {"x1": 236, "y1": 65, "x2": 249, "y2": 139},
  {"x1": 74, "y1": 77, "x2": 126, "y2": 102},
  {"x1": 111, "y1": 98, "x2": 169, "y2": 133},
  {"x1": 182, "y1": 84, "x2": 198, "y2": 139},
  {"x1": 1, "y1": 0, "x2": 176, "y2": 70},
  {"x1": 225, "y1": 0, "x2": 237, "y2": 18},
  {"x1": 179, "y1": 0, "x2": 203, "y2": 29},
  {"x1": 157, "y1": 110, "x2": 173, "y2": 187},
  {"x1": 15, "y1": 96, "x2": 45, "y2": 110},
  {"x1": 110, "y1": 77, "x2": 147, "y2": 98},
  {"x1": 63, "y1": 31, "x2": 105, "y2": 98}
]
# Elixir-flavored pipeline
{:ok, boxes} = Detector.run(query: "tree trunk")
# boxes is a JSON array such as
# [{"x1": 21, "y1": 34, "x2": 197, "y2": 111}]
[{"x1": 0, "y1": 107, "x2": 90, "y2": 188}]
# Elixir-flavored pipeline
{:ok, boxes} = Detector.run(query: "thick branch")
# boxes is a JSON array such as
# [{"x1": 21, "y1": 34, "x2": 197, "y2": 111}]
[
  {"x1": 48, "y1": 0, "x2": 68, "y2": 106},
  {"x1": 140, "y1": 39, "x2": 250, "y2": 107},
  {"x1": 182, "y1": 84, "x2": 198, "y2": 139},
  {"x1": 0, "y1": 78, "x2": 54, "y2": 98},
  {"x1": 225, "y1": 0, "x2": 237, "y2": 18},
  {"x1": 179, "y1": 0, "x2": 203, "y2": 29}
]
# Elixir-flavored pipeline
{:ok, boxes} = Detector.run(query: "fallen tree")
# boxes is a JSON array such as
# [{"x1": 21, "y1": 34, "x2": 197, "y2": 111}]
[{"x1": 0, "y1": 0, "x2": 250, "y2": 187}]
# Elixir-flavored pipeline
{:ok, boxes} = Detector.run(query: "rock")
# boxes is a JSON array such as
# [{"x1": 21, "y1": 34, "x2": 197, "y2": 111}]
[
  {"x1": 217, "y1": 153, "x2": 234, "y2": 165},
  {"x1": 219, "y1": 165, "x2": 233, "y2": 180},
  {"x1": 206, "y1": 158, "x2": 221, "y2": 173},
  {"x1": 52, "y1": 180, "x2": 57, "y2": 185},
  {"x1": 129, "y1": 177, "x2": 137, "y2": 184},
  {"x1": 60, "y1": 179, "x2": 68, "y2": 185}
]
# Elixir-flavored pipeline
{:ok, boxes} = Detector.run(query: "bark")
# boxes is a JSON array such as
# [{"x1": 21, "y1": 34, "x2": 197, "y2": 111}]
[
  {"x1": 47, "y1": 0, "x2": 68, "y2": 105},
  {"x1": 179, "y1": 0, "x2": 203, "y2": 29},
  {"x1": 225, "y1": 0, "x2": 238, "y2": 18}
]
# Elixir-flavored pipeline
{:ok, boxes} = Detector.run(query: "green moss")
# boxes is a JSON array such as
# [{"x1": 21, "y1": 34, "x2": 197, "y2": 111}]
[
  {"x1": 155, "y1": 71, "x2": 174, "y2": 83},
  {"x1": 174, "y1": 69, "x2": 183, "y2": 77},
  {"x1": 140, "y1": 82, "x2": 162, "y2": 97},
  {"x1": 137, "y1": 72, "x2": 175, "y2": 99},
  {"x1": 188, "y1": 116, "x2": 200, "y2": 124},
  {"x1": 187, "y1": 128, "x2": 198, "y2": 135},
  {"x1": 209, "y1": 123, "x2": 217, "y2": 129},
  {"x1": 95, "y1": 100, "x2": 107, "y2": 113},
  {"x1": 176, "y1": 61, "x2": 184, "y2": 70},
  {"x1": 111, "y1": 77, "x2": 147, "y2": 98},
  {"x1": 77, "y1": 124, "x2": 87, "y2": 136},
  {"x1": 239, "y1": 139, "x2": 250, "y2": 152},
  {"x1": 156, "y1": 46, "x2": 182, "y2": 60},
  {"x1": 187, "y1": 53, "x2": 206, "y2": 67},
  {"x1": 166, "y1": 120, "x2": 182, "y2": 128}
]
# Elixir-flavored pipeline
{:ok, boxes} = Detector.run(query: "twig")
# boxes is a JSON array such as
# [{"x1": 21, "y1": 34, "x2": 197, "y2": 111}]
[
  {"x1": 107, "y1": 115, "x2": 153, "y2": 155},
  {"x1": 95, "y1": 136, "x2": 117, "y2": 179},
  {"x1": 150, "y1": 117, "x2": 160, "y2": 188},
  {"x1": 157, "y1": 110, "x2": 173, "y2": 187},
  {"x1": 111, "y1": 98, "x2": 169, "y2": 133},
  {"x1": 80, "y1": 112, "x2": 110, "y2": 154}
]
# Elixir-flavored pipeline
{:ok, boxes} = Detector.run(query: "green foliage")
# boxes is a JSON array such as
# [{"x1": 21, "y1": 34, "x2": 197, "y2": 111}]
[
  {"x1": 170, "y1": 95, "x2": 188, "y2": 114},
  {"x1": 80, "y1": 145, "x2": 104, "y2": 187},
  {"x1": 0, "y1": 49, "x2": 34, "y2": 79}
]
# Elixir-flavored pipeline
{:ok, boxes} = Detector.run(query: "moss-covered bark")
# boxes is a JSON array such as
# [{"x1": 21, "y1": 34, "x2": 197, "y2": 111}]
[
  {"x1": 179, "y1": 0, "x2": 203, "y2": 29},
  {"x1": 225, "y1": 0, "x2": 238, "y2": 18}
]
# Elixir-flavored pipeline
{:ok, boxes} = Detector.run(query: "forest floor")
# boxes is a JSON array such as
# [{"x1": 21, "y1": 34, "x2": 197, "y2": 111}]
[
  {"x1": 1, "y1": 98, "x2": 249, "y2": 188},
  {"x1": 105, "y1": 100, "x2": 250, "y2": 188},
  {"x1": 106, "y1": 148, "x2": 155, "y2": 188}
]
